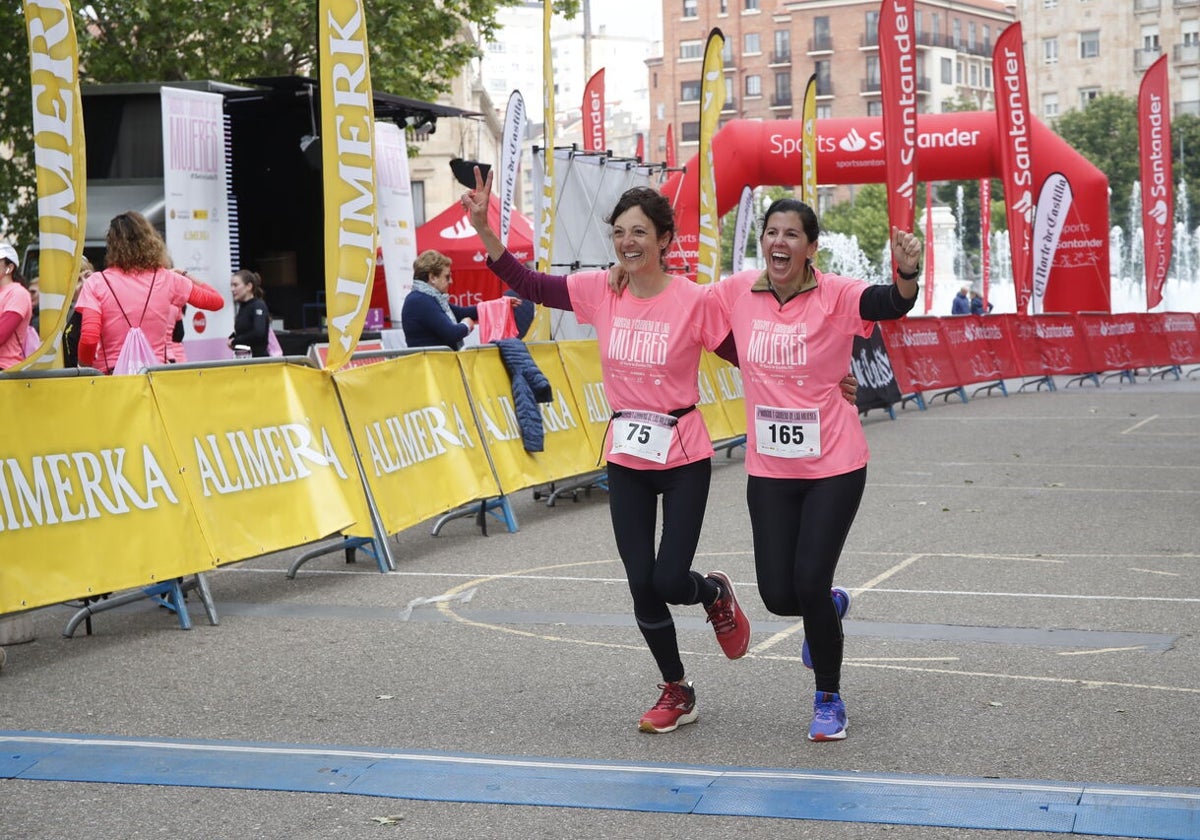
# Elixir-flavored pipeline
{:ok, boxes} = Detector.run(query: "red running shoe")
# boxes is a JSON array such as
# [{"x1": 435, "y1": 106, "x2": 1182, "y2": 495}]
[
  {"x1": 638, "y1": 681, "x2": 698, "y2": 733},
  {"x1": 704, "y1": 571, "x2": 751, "y2": 659}
]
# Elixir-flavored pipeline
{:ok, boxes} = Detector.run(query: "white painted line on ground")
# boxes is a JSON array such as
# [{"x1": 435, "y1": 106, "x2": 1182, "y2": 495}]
[{"x1": 1121, "y1": 415, "x2": 1159, "y2": 434}]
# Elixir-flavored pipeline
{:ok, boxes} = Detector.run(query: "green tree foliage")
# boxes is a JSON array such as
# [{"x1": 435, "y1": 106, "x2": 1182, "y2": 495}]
[
  {"x1": 818, "y1": 183, "x2": 891, "y2": 273},
  {"x1": 1, "y1": 0, "x2": 579, "y2": 249},
  {"x1": 1053, "y1": 93, "x2": 1139, "y2": 227}
]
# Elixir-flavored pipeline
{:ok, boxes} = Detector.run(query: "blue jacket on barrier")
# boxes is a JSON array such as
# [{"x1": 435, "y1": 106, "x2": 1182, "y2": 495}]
[{"x1": 493, "y1": 338, "x2": 552, "y2": 452}]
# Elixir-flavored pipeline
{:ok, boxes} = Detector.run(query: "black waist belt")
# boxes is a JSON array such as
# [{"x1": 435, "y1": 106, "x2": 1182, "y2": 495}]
[{"x1": 612, "y1": 405, "x2": 696, "y2": 423}]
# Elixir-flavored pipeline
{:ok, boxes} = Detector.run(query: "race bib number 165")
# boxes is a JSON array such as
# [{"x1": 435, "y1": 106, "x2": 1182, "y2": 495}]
[{"x1": 754, "y1": 406, "x2": 820, "y2": 459}]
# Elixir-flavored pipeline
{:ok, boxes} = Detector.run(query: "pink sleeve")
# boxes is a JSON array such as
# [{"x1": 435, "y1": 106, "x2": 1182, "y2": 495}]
[{"x1": 564, "y1": 270, "x2": 612, "y2": 326}]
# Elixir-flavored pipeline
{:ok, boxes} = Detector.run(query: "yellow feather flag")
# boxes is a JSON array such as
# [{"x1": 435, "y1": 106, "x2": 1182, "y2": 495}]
[
  {"x1": 696, "y1": 28, "x2": 724, "y2": 285},
  {"x1": 15, "y1": 0, "x2": 86, "y2": 371},
  {"x1": 318, "y1": 0, "x2": 377, "y2": 372},
  {"x1": 524, "y1": 0, "x2": 557, "y2": 340},
  {"x1": 801, "y1": 73, "x2": 818, "y2": 207}
]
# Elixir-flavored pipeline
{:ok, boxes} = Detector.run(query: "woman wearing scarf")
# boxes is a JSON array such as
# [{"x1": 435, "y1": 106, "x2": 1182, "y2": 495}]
[{"x1": 400, "y1": 250, "x2": 480, "y2": 349}]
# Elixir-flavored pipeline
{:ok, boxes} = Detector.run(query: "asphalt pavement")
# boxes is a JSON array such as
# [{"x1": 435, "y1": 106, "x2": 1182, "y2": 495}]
[{"x1": 2, "y1": 370, "x2": 1199, "y2": 840}]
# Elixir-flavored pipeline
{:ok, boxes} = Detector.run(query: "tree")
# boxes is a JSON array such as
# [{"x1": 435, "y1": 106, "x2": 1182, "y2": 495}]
[
  {"x1": 1, "y1": 0, "x2": 579, "y2": 248},
  {"x1": 818, "y1": 183, "x2": 890, "y2": 273},
  {"x1": 1053, "y1": 93, "x2": 1139, "y2": 227}
]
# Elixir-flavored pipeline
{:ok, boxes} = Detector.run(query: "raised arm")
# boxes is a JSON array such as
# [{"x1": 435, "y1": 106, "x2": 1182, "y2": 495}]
[{"x1": 462, "y1": 166, "x2": 507, "y2": 263}]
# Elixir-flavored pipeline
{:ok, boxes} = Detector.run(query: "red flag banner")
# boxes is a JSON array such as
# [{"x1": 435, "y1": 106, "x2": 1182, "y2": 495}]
[
  {"x1": 582, "y1": 68, "x2": 605, "y2": 153},
  {"x1": 879, "y1": 0, "x2": 917, "y2": 241},
  {"x1": 922, "y1": 194, "x2": 934, "y2": 314},
  {"x1": 1139, "y1": 54, "x2": 1173, "y2": 310},
  {"x1": 665, "y1": 122, "x2": 676, "y2": 169},
  {"x1": 993, "y1": 23, "x2": 1035, "y2": 313}
]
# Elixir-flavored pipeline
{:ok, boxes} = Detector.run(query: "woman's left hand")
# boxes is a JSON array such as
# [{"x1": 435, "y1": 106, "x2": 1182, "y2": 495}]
[
  {"x1": 606, "y1": 264, "x2": 629, "y2": 296},
  {"x1": 890, "y1": 226, "x2": 922, "y2": 276}
]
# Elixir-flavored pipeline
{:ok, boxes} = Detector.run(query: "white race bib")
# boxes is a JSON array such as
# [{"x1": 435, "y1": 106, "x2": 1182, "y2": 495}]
[
  {"x1": 610, "y1": 410, "x2": 676, "y2": 464},
  {"x1": 754, "y1": 405, "x2": 821, "y2": 459}
]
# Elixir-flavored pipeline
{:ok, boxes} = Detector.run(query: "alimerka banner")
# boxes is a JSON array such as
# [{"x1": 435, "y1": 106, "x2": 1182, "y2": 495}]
[
  {"x1": 1139, "y1": 54, "x2": 1173, "y2": 310},
  {"x1": 334, "y1": 351, "x2": 501, "y2": 536},
  {"x1": 582, "y1": 68, "x2": 605, "y2": 153},
  {"x1": 150, "y1": 364, "x2": 367, "y2": 561},
  {"x1": 319, "y1": 0, "x2": 377, "y2": 371},
  {"x1": 993, "y1": 22, "x2": 1035, "y2": 314},
  {"x1": 696, "y1": 28, "x2": 725, "y2": 285},
  {"x1": 0, "y1": 375, "x2": 211, "y2": 614},
  {"x1": 879, "y1": 0, "x2": 917, "y2": 242},
  {"x1": 17, "y1": 0, "x2": 86, "y2": 372}
]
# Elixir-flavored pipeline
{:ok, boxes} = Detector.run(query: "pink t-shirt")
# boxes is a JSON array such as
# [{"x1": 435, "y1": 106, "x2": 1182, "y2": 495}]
[
  {"x1": 0, "y1": 282, "x2": 33, "y2": 370},
  {"x1": 76, "y1": 268, "x2": 194, "y2": 373},
  {"x1": 568, "y1": 271, "x2": 728, "y2": 470},
  {"x1": 710, "y1": 268, "x2": 874, "y2": 479}
]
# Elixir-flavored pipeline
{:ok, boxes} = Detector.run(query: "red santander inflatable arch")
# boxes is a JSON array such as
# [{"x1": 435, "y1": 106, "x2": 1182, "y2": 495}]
[{"x1": 663, "y1": 110, "x2": 1110, "y2": 313}]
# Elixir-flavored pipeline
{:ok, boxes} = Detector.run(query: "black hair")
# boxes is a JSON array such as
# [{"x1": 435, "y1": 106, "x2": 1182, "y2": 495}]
[{"x1": 762, "y1": 198, "x2": 820, "y2": 243}]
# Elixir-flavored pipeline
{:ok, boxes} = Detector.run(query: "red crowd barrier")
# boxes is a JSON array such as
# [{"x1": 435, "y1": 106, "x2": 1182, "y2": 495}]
[{"x1": 879, "y1": 312, "x2": 1199, "y2": 398}]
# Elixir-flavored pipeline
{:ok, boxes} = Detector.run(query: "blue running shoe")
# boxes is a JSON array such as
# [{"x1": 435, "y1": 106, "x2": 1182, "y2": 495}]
[
  {"x1": 807, "y1": 691, "x2": 848, "y2": 741},
  {"x1": 801, "y1": 586, "x2": 851, "y2": 669}
]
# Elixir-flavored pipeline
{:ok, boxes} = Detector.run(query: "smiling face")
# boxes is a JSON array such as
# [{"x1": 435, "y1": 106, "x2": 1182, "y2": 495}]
[
  {"x1": 611, "y1": 206, "x2": 669, "y2": 275},
  {"x1": 761, "y1": 209, "x2": 818, "y2": 287}
]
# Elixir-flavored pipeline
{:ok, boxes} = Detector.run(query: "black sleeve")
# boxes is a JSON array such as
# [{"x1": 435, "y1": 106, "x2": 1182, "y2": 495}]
[{"x1": 859, "y1": 283, "x2": 918, "y2": 321}]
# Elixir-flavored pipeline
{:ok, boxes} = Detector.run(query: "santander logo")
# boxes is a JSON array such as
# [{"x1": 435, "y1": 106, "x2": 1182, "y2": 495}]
[
  {"x1": 1150, "y1": 199, "x2": 1169, "y2": 227},
  {"x1": 839, "y1": 129, "x2": 868, "y2": 152},
  {"x1": 440, "y1": 215, "x2": 477, "y2": 240}
]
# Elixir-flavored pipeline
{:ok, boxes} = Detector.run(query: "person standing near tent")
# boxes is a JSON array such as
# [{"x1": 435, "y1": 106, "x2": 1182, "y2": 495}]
[
  {"x1": 707, "y1": 198, "x2": 921, "y2": 742},
  {"x1": 75, "y1": 212, "x2": 225, "y2": 374},
  {"x1": 228, "y1": 269, "x2": 272, "y2": 357},
  {"x1": 462, "y1": 166, "x2": 752, "y2": 734}
]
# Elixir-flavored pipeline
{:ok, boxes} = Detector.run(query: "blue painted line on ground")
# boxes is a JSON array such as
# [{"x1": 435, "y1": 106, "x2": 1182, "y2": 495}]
[{"x1": 2, "y1": 731, "x2": 1199, "y2": 838}]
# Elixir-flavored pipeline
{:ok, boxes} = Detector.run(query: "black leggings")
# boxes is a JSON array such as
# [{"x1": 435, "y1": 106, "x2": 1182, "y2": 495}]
[
  {"x1": 607, "y1": 459, "x2": 717, "y2": 683},
  {"x1": 746, "y1": 467, "x2": 867, "y2": 694}
]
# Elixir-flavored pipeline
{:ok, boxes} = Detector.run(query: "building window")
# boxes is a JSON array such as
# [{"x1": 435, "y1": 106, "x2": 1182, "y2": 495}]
[
  {"x1": 723, "y1": 39, "x2": 734, "y2": 66},
  {"x1": 774, "y1": 29, "x2": 791, "y2": 61},
  {"x1": 968, "y1": 22, "x2": 977, "y2": 50},
  {"x1": 931, "y1": 14, "x2": 941, "y2": 43},
  {"x1": 656, "y1": 103, "x2": 665, "y2": 119},
  {"x1": 867, "y1": 100, "x2": 883, "y2": 117},
  {"x1": 956, "y1": 60, "x2": 963, "y2": 84},
  {"x1": 816, "y1": 104, "x2": 832, "y2": 119},
  {"x1": 744, "y1": 33, "x2": 761, "y2": 54},
  {"x1": 914, "y1": 10, "x2": 923, "y2": 37},
  {"x1": 1044, "y1": 0, "x2": 1058, "y2": 7},
  {"x1": 941, "y1": 57, "x2": 953, "y2": 84},
  {"x1": 983, "y1": 25, "x2": 991, "y2": 52},
  {"x1": 984, "y1": 67, "x2": 992, "y2": 88},
  {"x1": 745, "y1": 0, "x2": 760, "y2": 10},
  {"x1": 1079, "y1": 87, "x2": 1100, "y2": 108},
  {"x1": 745, "y1": 75, "x2": 762, "y2": 97},
  {"x1": 815, "y1": 59, "x2": 832, "y2": 95},
  {"x1": 952, "y1": 19, "x2": 962, "y2": 49},
  {"x1": 1080, "y1": 30, "x2": 1100, "y2": 59},
  {"x1": 969, "y1": 63, "x2": 979, "y2": 87},
  {"x1": 725, "y1": 77, "x2": 735, "y2": 108},
  {"x1": 812, "y1": 17, "x2": 831, "y2": 51},
  {"x1": 775, "y1": 72, "x2": 791, "y2": 101},
  {"x1": 681, "y1": 80, "x2": 701, "y2": 101},
  {"x1": 1043, "y1": 37, "x2": 1058, "y2": 64},
  {"x1": 1142, "y1": 27, "x2": 1160, "y2": 52},
  {"x1": 865, "y1": 11, "x2": 879, "y2": 47},
  {"x1": 719, "y1": 0, "x2": 728, "y2": 12},
  {"x1": 1043, "y1": 93, "x2": 1059, "y2": 119},
  {"x1": 865, "y1": 55, "x2": 881, "y2": 88},
  {"x1": 681, "y1": 121, "x2": 700, "y2": 142},
  {"x1": 683, "y1": 0, "x2": 697, "y2": 18},
  {"x1": 1184, "y1": 21, "x2": 1200, "y2": 47},
  {"x1": 680, "y1": 40, "x2": 703, "y2": 60}
]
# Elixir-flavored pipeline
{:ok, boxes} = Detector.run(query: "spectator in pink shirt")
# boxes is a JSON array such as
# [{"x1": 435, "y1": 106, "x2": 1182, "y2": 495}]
[
  {"x1": 0, "y1": 242, "x2": 33, "y2": 372},
  {"x1": 75, "y1": 212, "x2": 224, "y2": 374}
]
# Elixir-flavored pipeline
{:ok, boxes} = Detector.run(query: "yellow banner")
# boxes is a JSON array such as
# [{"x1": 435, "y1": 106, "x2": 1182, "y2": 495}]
[
  {"x1": 149, "y1": 364, "x2": 366, "y2": 563},
  {"x1": 319, "y1": 0, "x2": 377, "y2": 372},
  {"x1": 696, "y1": 28, "x2": 725, "y2": 285},
  {"x1": 554, "y1": 339, "x2": 609, "y2": 458},
  {"x1": 801, "y1": 73, "x2": 818, "y2": 206},
  {"x1": 0, "y1": 376, "x2": 210, "y2": 614},
  {"x1": 456, "y1": 344, "x2": 595, "y2": 492},
  {"x1": 334, "y1": 351, "x2": 501, "y2": 535},
  {"x1": 696, "y1": 353, "x2": 734, "y2": 441},
  {"x1": 703, "y1": 351, "x2": 746, "y2": 436},
  {"x1": 15, "y1": 0, "x2": 86, "y2": 371}
]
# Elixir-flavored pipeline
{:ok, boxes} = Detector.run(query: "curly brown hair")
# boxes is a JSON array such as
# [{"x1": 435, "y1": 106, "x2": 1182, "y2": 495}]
[{"x1": 104, "y1": 212, "x2": 170, "y2": 271}]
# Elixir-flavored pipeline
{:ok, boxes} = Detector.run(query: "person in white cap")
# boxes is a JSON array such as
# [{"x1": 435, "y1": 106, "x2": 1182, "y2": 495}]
[{"x1": 0, "y1": 242, "x2": 33, "y2": 371}]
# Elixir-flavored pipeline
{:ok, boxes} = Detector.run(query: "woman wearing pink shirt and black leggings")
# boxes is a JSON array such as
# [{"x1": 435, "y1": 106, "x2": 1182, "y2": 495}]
[
  {"x1": 709, "y1": 198, "x2": 921, "y2": 742},
  {"x1": 462, "y1": 167, "x2": 751, "y2": 734}
]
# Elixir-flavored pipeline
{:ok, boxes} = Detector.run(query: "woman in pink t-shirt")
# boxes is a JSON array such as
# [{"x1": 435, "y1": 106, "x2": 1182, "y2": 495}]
[
  {"x1": 0, "y1": 243, "x2": 33, "y2": 371},
  {"x1": 709, "y1": 198, "x2": 921, "y2": 742},
  {"x1": 462, "y1": 166, "x2": 751, "y2": 735},
  {"x1": 75, "y1": 212, "x2": 224, "y2": 374}
]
